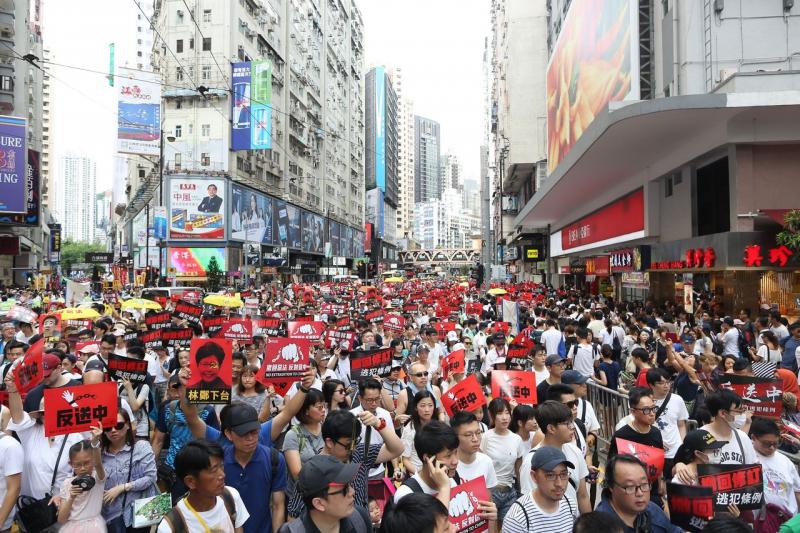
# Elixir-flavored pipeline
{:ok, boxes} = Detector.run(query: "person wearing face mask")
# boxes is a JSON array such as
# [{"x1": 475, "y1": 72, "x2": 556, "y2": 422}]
[{"x1": 673, "y1": 390, "x2": 757, "y2": 484}]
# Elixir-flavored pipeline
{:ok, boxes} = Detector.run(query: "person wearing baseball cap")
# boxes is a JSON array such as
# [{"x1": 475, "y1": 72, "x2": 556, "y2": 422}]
[
  {"x1": 483, "y1": 332, "x2": 507, "y2": 373},
  {"x1": 537, "y1": 355, "x2": 567, "y2": 403},
  {"x1": 22, "y1": 349, "x2": 82, "y2": 413},
  {"x1": 670, "y1": 429, "x2": 727, "y2": 485},
  {"x1": 504, "y1": 446, "x2": 578, "y2": 532},
  {"x1": 282, "y1": 455, "x2": 371, "y2": 533}
]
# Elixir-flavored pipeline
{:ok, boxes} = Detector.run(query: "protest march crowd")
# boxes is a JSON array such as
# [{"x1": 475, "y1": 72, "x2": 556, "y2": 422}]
[{"x1": 0, "y1": 278, "x2": 799, "y2": 533}]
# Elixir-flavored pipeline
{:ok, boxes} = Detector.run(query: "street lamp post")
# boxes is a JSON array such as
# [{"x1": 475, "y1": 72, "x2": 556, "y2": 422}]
[{"x1": 158, "y1": 130, "x2": 176, "y2": 286}]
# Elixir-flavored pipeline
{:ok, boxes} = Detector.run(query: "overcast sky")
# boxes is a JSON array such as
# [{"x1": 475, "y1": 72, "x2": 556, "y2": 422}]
[{"x1": 44, "y1": 0, "x2": 490, "y2": 193}]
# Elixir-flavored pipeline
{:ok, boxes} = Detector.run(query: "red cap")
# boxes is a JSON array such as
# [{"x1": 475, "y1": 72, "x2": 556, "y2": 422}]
[{"x1": 42, "y1": 353, "x2": 62, "y2": 377}]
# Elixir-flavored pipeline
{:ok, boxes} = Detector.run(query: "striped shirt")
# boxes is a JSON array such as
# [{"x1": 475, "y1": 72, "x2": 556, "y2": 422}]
[
  {"x1": 101, "y1": 440, "x2": 159, "y2": 522},
  {"x1": 501, "y1": 492, "x2": 577, "y2": 533}
]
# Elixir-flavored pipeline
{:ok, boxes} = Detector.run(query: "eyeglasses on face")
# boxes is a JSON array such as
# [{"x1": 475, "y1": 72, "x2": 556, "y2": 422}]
[
  {"x1": 104, "y1": 421, "x2": 127, "y2": 432},
  {"x1": 327, "y1": 483, "x2": 352, "y2": 497},
  {"x1": 412, "y1": 371, "x2": 429, "y2": 377},
  {"x1": 757, "y1": 438, "x2": 779, "y2": 449},
  {"x1": 460, "y1": 430, "x2": 483, "y2": 440},
  {"x1": 542, "y1": 471, "x2": 570, "y2": 481},
  {"x1": 631, "y1": 406, "x2": 657, "y2": 415},
  {"x1": 562, "y1": 400, "x2": 578, "y2": 409},
  {"x1": 361, "y1": 396, "x2": 381, "y2": 404},
  {"x1": 334, "y1": 438, "x2": 360, "y2": 452},
  {"x1": 556, "y1": 420, "x2": 574, "y2": 429},
  {"x1": 614, "y1": 482, "x2": 651, "y2": 494}
]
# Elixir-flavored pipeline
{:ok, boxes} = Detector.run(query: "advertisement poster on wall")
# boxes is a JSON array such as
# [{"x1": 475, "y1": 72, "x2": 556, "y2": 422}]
[
  {"x1": 302, "y1": 211, "x2": 325, "y2": 254},
  {"x1": 117, "y1": 68, "x2": 161, "y2": 156},
  {"x1": 0, "y1": 115, "x2": 27, "y2": 214},
  {"x1": 168, "y1": 248, "x2": 226, "y2": 278},
  {"x1": 0, "y1": 149, "x2": 39, "y2": 225},
  {"x1": 353, "y1": 229, "x2": 364, "y2": 257},
  {"x1": 231, "y1": 60, "x2": 272, "y2": 150},
  {"x1": 272, "y1": 199, "x2": 289, "y2": 247},
  {"x1": 328, "y1": 221, "x2": 341, "y2": 257},
  {"x1": 341, "y1": 226, "x2": 353, "y2": 258},
  {"x1": 168, "y1": 177, "x2": 226, "y2": 240},
  {"x1": 286, "y1": 204, "x2": 302, "y2": 249},
  {"x1": 231, "y1": 184, "x2": 273, "y2": 244}
]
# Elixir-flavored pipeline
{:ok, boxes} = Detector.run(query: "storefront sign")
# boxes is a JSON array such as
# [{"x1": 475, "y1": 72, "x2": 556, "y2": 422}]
[
  {"x1": 523, "y1": 246, "x2": 544, "y2": 262},
  {"x1": 609, "y1": 246, "x2": 650, "y2": 273},
  {"x1": 742, "y1": 244, "x2": 794, "y2": 268},
  {"x1": 559, "y1": 189, "x2": 644, "y2": 251},
  {"x1": 503, "y1": 246, "x2": 519, "y2": 262},
  {"x1": 585, "y1": 256, "x2": 610, "y2": 276},
  {"x1": 650, "y1": 247, "x2": 717, "y2": 270}
]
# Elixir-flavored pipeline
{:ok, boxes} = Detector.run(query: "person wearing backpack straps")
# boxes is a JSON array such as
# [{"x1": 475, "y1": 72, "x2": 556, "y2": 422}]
[
  {"x1": 283, "y1": 389, "x2": 326, "y2": 518},
  {"x1": 157, "y1": 440, "x2": 249, "y2": 533},
  {"x1": 278, "y1": 455, "x2": 371, "y2": 533}
]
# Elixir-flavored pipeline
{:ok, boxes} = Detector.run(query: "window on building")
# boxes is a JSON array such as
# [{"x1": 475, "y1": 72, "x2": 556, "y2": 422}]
[
  {"x1": 176, "y1": 67, "x2": 184, "y2": 81},
  {"x1": 176, "y1": 10, "x2": 184, "y2": 23},
  {"x1": 201, "y1": 124, "x2": 210, "y2": 136},
  {"x1": 137, "y1": 51, "x2": 142, "y2": 57},
  {"x1": 175, "y1": 125, "x2": 182, "y2": 138},
  {"x1": 202, "y1": 37, "x2": 211, "y2": 51},
  {"x1": 201, "y1": 153, "x2": 210, "y2": 166},
  {"x1": 188, "y1": 123, "x2": 193, "y2": 134},
  {"x1": 174, "y1": 153, "x2": 182, "y2": 171},
  {"x1": 202, "y1": 65, "x2": 211, "y2": 80},
  {"x1": 189, "y1": 38, "x2": 194, "y2": 49},
  {"x1": 176, "y1": 39, "x2": 183, "y2": 53},
  {"x1": 202, "y1": 9, "x2": 211, "y2": 22},
  {"x1": 0, "y1": 76, "x2": 13, "y2": 91},
  {"x1": 176, "y1": 100, "x2": 183, "y2": 109}
]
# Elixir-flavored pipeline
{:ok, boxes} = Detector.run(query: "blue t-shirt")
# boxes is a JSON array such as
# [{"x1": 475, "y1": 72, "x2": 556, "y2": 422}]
[
  {"x1": 223, "y1": 443, "x2": 287, "y2": 533},
  {"x1": 156, "y1": 402, "x2": 216, "y2": 468},
  {"x1": 205, "y1": 419, "x2": 274, "y2": 448},
  {"x1": 598, "y1": 361, "x2": 621, "y2": 391}
]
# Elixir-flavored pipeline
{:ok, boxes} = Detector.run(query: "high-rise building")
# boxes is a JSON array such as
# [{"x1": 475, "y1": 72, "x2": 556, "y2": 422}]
[
  {"x1": 391, "y1": 67, "x2": 415, "y2": 245},
  {"x1": 0, "y1": 0, "x2": 46, "y2": 285},
  {"x1": 60, "y1": 155, "x2": 97, "y2": 243},
  {"x1": 413, "y1": 197, "x2": 480, "y2": 250},
  {"x1": 95, "y1": 190, "x2": 113, "y2": 243},
  {"x1": 441, "y1": 153, "x2": 461, "y2": 192},
  {"x1": 414, "y1": 115, "x2": 440, "y2": 203},
  {"x1": 41, "y1": 48, "x2": 55, "y2": 212},
  {"x1": 365, "y1": 65, "x2": 398, "y2": 259}
]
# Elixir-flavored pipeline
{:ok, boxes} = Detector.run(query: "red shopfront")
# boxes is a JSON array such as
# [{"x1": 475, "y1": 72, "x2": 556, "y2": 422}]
[{"x1": 584, "y1": 256, "x2": 612, "y2": 296}]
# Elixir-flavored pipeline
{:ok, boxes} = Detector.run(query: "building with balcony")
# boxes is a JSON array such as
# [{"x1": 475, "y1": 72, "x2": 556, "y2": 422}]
[{"x1": 391, "y1": 67, "x2": 415, "y2": 247}]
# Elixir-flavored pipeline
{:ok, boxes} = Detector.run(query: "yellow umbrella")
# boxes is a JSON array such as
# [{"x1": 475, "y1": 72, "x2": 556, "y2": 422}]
[
  {"x1": 121, "y1": 298, "x2": 162, "y2": 310},
  {"x1": 58, "y1": 307, "x2": 101, "y2": 319},
  {"x1": 487, "y1": 288, "x2": 507, "y2": 296},
  {"x1": 384, "y1": 277, "x2": 404, "y2": 283},
  {"x1": 203, "y1": 294, "x2": 244, "y2": 308}
]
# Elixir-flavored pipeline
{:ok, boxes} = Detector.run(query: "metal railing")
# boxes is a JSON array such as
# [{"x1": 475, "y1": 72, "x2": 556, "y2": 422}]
[{"x1": 587, "y1": 382, "x2": 630, "y2": 459}]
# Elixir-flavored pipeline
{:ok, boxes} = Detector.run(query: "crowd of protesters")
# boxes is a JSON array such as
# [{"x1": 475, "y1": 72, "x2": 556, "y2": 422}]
[{"x1": 0, "y1": 279, "x2": 798, "y2": 533}]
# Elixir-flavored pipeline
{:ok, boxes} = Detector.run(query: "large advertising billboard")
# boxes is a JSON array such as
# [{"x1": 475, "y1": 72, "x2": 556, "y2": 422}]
[
  {"x1": 0, "y1": 115, "x2": 27, "y2": 214},
  {"x1": 328, "y1": 221, "x2": 341, "y2": 257},
  {"x1": 168, "y1": 177, "x2": 226, "y2": 240},
  {"x1": 231, "y1": 60, "x2": 272, "y2": 150},
  {"x1": 546, "y1": 0, "x2": 639, "y2": 173},
  {"x1": 341, "y1": 226, "x2": 353, "y2": 258},
  {"x1": 230, "y1": 183, "x2": 273, "y2": 244},
  {"x1": 117, "y1": 68, "x2": 161, "y2": 156},
  {"x1": 0, "y1": 149, "x2": 39, "y2": 225},
  {"x1": 302, "y1": 211, "x2": 325, "y2": 254},
  {"x1": 286, "y1": 204, "x2": 302, "y2": 249},
  {"x1": 374, "y1": 66, "x2": 386, "y2": 192},
  {"x1": 168, "y1": 247, "x2": 226, "y2": 278}
]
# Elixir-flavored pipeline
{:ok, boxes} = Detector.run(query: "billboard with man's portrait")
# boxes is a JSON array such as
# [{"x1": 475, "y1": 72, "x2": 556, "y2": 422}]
[{"x1": 168, "y1": 177, "x2": 226, "y2": 240}]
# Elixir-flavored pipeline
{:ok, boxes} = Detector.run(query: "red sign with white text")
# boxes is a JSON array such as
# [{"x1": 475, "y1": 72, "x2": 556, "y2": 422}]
[
  {"x1": 15, "y1": 339, "x2": 44, "y2": 395},
  {"x1": 616, "y1": 438, "x2": 664, "y2": 481},
  {"x1": 44, "y1": 381, "x2": 118, "y2": 437},
  {"x1": 441, "y1": 374, "x2": 486, "y2": 417},
  {"x1": 448, "y1": 476, "x2": 490, "y2": 533},
  {"x1": 491, "y1": 371, "x2": 537, "y2": 405},
  {"x1": 287, "y1": 321, "x2": 326, "y2": 342},
  {"x1": 442, "y1": 349, "x2": 465, "y2": 380},
  {"x1": 217, "y1": 318, "x2": 253, "y2": 342},
  {"x1": 560, "y1": 189, "x2": 644, "y2": 250}
]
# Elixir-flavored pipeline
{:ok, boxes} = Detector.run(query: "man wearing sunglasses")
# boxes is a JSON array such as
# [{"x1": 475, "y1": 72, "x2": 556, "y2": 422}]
[
  {"x1": 279, "y1": 455, "x2": 371, "y2": 533},
  {"x1": 395, "y1": 361, "x2": 442, "y2": 421}
]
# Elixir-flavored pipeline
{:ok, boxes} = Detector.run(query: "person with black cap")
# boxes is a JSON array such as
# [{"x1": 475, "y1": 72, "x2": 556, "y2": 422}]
[
  {"x1": 669, "y1": 429, "x2": 727, "y2": 485},
  {"x1": 277, "y1": 455, "x2": 370, "y2": 533},
  {"x1": 482, "y1": 332, "x2": 507, "y2": 374},
  {"x1": 503, "y1": 446, "x2": 579, "y2": 533},
  {"x1": 536, "y1": 355, "x2": 566, "y2": 403}
]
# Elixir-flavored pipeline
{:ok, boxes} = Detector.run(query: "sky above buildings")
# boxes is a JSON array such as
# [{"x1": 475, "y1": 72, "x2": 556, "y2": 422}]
[{"x1": 44, "y1": 0, "x2": 489, "y2": 192}]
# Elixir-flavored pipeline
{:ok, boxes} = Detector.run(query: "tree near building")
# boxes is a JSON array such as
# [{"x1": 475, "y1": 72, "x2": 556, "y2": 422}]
[
  {"x1": 206, "y1": 256, "x2": 223, "y2": 292},
  {"x1": 777, "y1": 210, "x2": 800, "y2": 252},
  {"x1": 60, "y1": 240, "x2": 107, "y2": 275}
]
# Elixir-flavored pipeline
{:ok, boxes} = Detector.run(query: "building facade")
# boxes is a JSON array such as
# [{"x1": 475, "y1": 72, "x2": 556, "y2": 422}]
[
  {"x1": 60, "y1": 154, "x2": 97, "y2": 243},
  {"x1": 512, "y1": 0, "x2": 800, "y2": 313},
  {"x1": 392, "y1": 67, "x2": 415, "y2": 245},
  {"x1": 414, "y1": 115, "x2": 440, "y2": 203}
]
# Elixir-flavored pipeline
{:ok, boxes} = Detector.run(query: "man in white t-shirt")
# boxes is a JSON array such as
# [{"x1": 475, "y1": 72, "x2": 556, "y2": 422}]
[
  {"x1": 646, "y1": 368, "x2": 688, "y2": 476},
  {"x1": 158, "y1": 440, "x2": 250, "y2": 532},
  {"x1": 749, "y1": 417, "x2": 800, "y2": 515},
  {"x1": 540, "y1": 320, "x2": 563, "y2": 356},
  {"x1": 0, "y1": 433, "x2": 22, "y2": 530},
  {"x1": 350, "y1": 378, "x2": 395, "y2": 479},
  {"x1": 569, "y1": 328, "x2": 597, "y2": 380},
  {"x1": 519, "y1": 401, "x2": 590, "y2": 514},
  {"x1": 718, "y1": 317, "x2": 740, "y2": 357},
  {"x1": 450, "y1": 411, "x2": 497, "y2": 489}
]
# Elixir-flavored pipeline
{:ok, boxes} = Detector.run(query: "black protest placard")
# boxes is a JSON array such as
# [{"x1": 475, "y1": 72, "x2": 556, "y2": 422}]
[
  {"x1": 506, "y1": 344, "x2": 531, "y2": 367},
  {"x1": 667, "y1": 483, "x2": 715, "y2": 532},
  {"x1": 123, "y1": 330, "x2": 139, "y2": 343},
  {"x1": 349, "y1": 347, "x2": 394, "y2": 380},
  {"x1": 172, "y1": 300, "x2": 203, "y2": 327},
  {"x1": 697, "y1": 464, "x2": 764, "y2": 511},
  {"x1": 202, "y1": 315, "x2": 226, "y2": 336},
  {"x1": 138, "y1": 330, "x2": 163, "y2": 350},
  {"x1": 108, "y1": 354, "x2": 150, "y2": 385},
  {"x1": 365, "y1": 310, "x2": 384, "y2": 324},
  {"x1": 145, "y1": 311, "x2": 172, "y2": 330},
  {"x1": 718, "y1": 374, "x2": 782, "y2": 418},
  {"x1": 161, "y1": 327, "x2": 193, "y2": 348}
]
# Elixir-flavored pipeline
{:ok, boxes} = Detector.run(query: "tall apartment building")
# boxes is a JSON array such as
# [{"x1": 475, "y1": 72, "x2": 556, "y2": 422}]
[
  {"x1": 60, "y1": 154, "x2": 97, "y2": 243},
  {"x1": 391, "y1": 67, "x2": 415, "y2": 245},
  {"x1": 41, "y1": 48, "x2": 55, "y2": 212},
  {"x1": 413, "y1": 195, "x2": 480, "y2": 251},
  {"x1": 0, "y1": 0, "x2": 46, "y2": 285},
  {"x1": 440, "y1": 153, "x2": 461, "y2": 192},
  {"x1": 488, "y1": 0, "x2": 548, "y2": 281},
  {"x1": 151, "y1": 0, "x2": 365, "y2": 227},
  {"x1": 413, "y1": 115, "x2": 440, "y2": 203},
  {"x1": 364, "y1": 65, "x2": 398, "y2": 256}
]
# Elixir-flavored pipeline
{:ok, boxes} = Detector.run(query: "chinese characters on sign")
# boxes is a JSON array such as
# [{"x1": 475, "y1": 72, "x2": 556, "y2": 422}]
[
  {"x1": 108, "y1": 354, "x2": 149, "y2": 384},
  {"x1": 448, "y1": 476, "x2": 490, "y2": 533},
  {"x1": 718, "y1": 375, "x2": 782, "y2": 418},
  {"x1": 650, "y1": 248, "x2": 717, "y2": 270},
  {"x1": 172, "y1": 300, "x2": 203, "y2": 327},
  {"x1": 187, "y1": 338, "x2": 233, "y2": 405},
  {"x1": 491, "y1": 371, "x2": 537, "y2": 405},
  {"x1": 697, "y1": 464, "x2": 764, "y2": 511},
  {"x1": 44, "y1": 381, "x2": 118, "y2": 437},
  {"x1": 349, "y1": 347, "x2": 394, "y2": 381},
  {"x1": 615, "y1": 438, "x2": 664, "y2": 481},
  {"x1": 441, "y1": 375, "x2": 486, "y2": 417},
  {"x1": 743, "y1": 244, "x2": 793, "y2": 267},
  {"x1": 259, "y1": 337, "x2": 310, "y2": 384},
  {"x1": 667, "y1": 483, "x2": 714, "y2": 533}
]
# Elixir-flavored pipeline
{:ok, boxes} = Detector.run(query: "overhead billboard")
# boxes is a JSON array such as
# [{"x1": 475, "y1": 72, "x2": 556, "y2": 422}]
[
  {"x1": 230, "y1": 183, "x2": 273, "y2": 244},
  {"x1": 285, "y1": 204, "x2": 302, "y2": 249},
  {"x1": 546, "y1": 0, "x2": 639, "y2": 173},
  {"x1": 0, "y1": 115, "x2": 27, "y2": 214},
  {"x1": 231, "y1": 60, "x2": 272, "y2": 150},
  {"x1": 117, "y1": 68, "x2": 161, "y2": 156},
  {"x1": 168, "y1": 247, "x2": 226, "y2": 278},
  {"x1": 168, "y1": 177, "x2": 226, "y2": 240},
  {"x1": 302, "y1": 211, "x2": 325, "y2": 254},
  {"x1": 0, "y1": 149, "x2": 39, "y2": 225},
  {"x1": 328, "y1": 221, "x2": 341, "y2": 257}
]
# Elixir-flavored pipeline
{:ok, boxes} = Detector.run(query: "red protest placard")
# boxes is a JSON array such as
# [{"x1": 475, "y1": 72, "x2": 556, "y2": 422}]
[
  {"x1": 616, "y1": 438, "x2": 664, "y2": 481},
  {"x1": 434, "y1": 322, "x2": 457, "y2": 335},
  {"x1": 506, "y1": 344, "x2": 532, "y2": 367},
  {"x1": 718, "y1": 375, "x2": 782, "y2": 418},
  {"x1": 44, "y1": 381, "x2": 118, "y2": 437},
  {"x1": 697, "y1": 464, "x2": 764, "y2": 511},
  {"x1": 39, "y1": 313, "x2": 62, "y2": 344},
  {"x1": 287, "y1": 321, "x2": 326, "y2": 342},
  {"x1": 335, "y1": 317, "x2": 352, "y2": 331},
  {"x1": 493, "y1": 322, "x2": 510, "y2": 335},
  {"x1": 441, "y1": 374, "x2": 486, "y2": 417},
  {"x1": 324, "y1": 329, "x2": 356, "y2": 350},
  {"x1": 465, "y1": 302, "x2": 483, "y2": 316},
  {"x1": 442, "y1": 349, "x2": 466, "y2": 380},
  {"x1": 217, "y1": 318, "x2": 253, "y2": 342},
  {"x1": 187, "y1": 338, "x2": 233, "y2": 404},
  {"x1": 448, "y1": 476, "x2": 490, "y2": 533},
  {"x1": 383, "y1": 313, "x2": 405, "y2": 333},
  {"x1": 349, "y1": 347, "x2": 394, "y2": 380},
  {"x1": 491, "y1": 370, "x2": 537, "y2": 405},
  {"x1": 15, "y1": 338, "x2": 44, "y2": 394},
  {"x1": 252, "y1": 317, "x2": 283, "y2": 337},
  {"x1": 259, "y1": 338, "x2": 310, "y2": 385}
]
